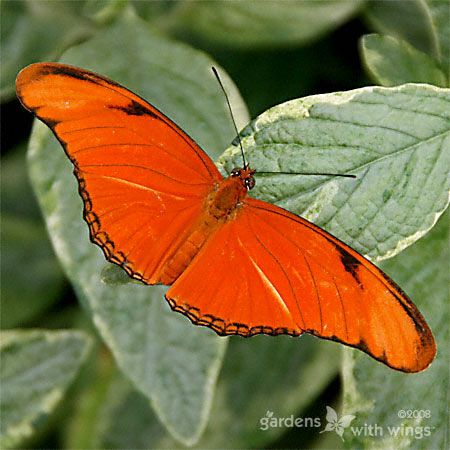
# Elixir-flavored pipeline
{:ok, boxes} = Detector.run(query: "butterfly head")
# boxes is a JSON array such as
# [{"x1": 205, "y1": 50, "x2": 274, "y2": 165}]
[{"x1": 230, "y1": 166, "x2": 256, "y2": 191}]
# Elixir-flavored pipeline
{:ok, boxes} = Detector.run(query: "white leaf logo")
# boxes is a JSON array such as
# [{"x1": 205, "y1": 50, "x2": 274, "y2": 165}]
[{"x1": 320, "y1": 406, "x2": 355, "y2": 441}]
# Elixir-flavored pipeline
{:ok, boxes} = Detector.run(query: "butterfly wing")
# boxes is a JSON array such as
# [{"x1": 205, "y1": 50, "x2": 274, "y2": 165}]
[
  {"x1": 16, "y1": 62, "x2": 222, "y2": 284},
  {"x1": 166, "y1": 197, "x2": 436, "y2": 372}
]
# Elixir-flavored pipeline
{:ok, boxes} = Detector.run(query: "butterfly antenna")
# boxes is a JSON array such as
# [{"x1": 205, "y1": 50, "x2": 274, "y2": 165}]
[
  {"x1": 257, "y1": 171, "x2": 356, "y2": 179},
  {"x1": 212, "y1": 67, "x2": 355, "y2": 180},
  {"x1": 211, "y1": 67, "x2": 248, "y2": 169}
]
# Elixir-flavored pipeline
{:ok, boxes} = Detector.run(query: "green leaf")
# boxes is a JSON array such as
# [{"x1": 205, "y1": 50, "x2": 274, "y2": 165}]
[
  {"x1": 83, "y1": 337, "x2": 340, "y2": 449},
  {"x1": 1, "y1": 144, "x2": 41, "y2": 220},
  {"x1": 364, "y1": 0, "x2": 450, "y2": 84},
  {"x1": 131, "y1": 0, "x2": 173, "y2": 23},
  {"x1": 0, "y1": 0, "x2": 93, "y2": 102},
  {"x1": 219, "y1": 84, "x2": 450, "y2": 261},
  {"x1": 100, "y1": 263, "x2": 135, "y2": 285},
  {"x1": 86, "y1": 374, "x2": 176, "y2": 449},
  {"x1": 1, "y1": 216, "x2": 64, "y2": 329},
  {"x1": 363, "y1": 0, "x2": 437, "y2": 57},
  {"x1": 0, "y1": 329, "x2": 92, "y2": 449},
  {"x1": 425, "y1": 0, "x2": 450, "y2": 81},
  {"x1": 81, "y1": 0, "x2": 127, "y2": 25},
  {"x1": 198, "y1": 336, "x2": 340, "y2": 448},
  {"x1": 63, "y1": 344, "x2": 116, "y2": 450},
  {"x1": 341, "y1": 210, "x2": 449, "y2": 448},
  {"x1": 1, "y1": 146, "x2": 65, "y2": 329},
  {"x1": 360, "y1": 34, "x2": 447, "y2": 87},
  {"x1": 168, "y1": 0, "x2": 363, "y2": 48},
  {"x1": 27, "y1": 12, "x2": 248, "y2": 446}
]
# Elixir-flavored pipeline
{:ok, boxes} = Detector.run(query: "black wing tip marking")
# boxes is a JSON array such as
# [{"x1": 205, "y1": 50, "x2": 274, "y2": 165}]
[
  {"x1": 108, "y1": 99, "x2": 158, "y2": 118},
  {"x1": 164, "y1": 296, "x2": 302, "y2": 338},
  {"x1": 331, "y1": 242, "x2": 432, "y2": 341},
  {"x1": 32, "y1": 64, "x2": 158, "y2": 120},
  {"x1": 328, "y1": 234, "x2": 433, "y2": 344},
  {"x1": 35, "y1": 63, "x2": 123, "y2": 89},
  {"x1": 41, "y1": 64, "x2": 90, "y2": 81},
  {"x1": 306, "y1": 330, "x2": 435, "y2": 373},
  {"x1": 333, "y1": 243, "x2": 363, "y2": 286},
  {"x1": 374, "y1": 266, "x2": 434, "y2": 338}
]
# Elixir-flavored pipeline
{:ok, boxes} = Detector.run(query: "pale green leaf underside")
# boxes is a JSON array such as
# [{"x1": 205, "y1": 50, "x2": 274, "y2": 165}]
[
  {"x1": 360, "y1": 34, "x2": 447, "y2": 87},
  {"x1": 342, "y1": 211, "x2": 449, "y2": 449},
  {"x1": 0, "y1": 330, "x2": 91, "y2": 449},
  {"x1": 170, "y1": 0, "x2": 363, "y2": 48},
  {"x1": 219, "y1": 84, "x2": 450, "y2": 261},
  {"x1": 27, "y1": 13, "x2": 248, "y2": 446}
]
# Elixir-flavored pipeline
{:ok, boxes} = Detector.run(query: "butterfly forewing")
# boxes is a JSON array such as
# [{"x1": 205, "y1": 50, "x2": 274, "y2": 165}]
[
  {"x1": 166, "y1": 198, "x2": 436, "y2": 372},
  {"x1": 16, "y1": 63, "x2": 222, "y2": 283}
]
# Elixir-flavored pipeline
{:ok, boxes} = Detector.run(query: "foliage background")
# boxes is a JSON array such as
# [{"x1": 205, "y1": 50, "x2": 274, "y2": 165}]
[{"x1": 1, "y1": 1, "x2": 449, "y2": 449}]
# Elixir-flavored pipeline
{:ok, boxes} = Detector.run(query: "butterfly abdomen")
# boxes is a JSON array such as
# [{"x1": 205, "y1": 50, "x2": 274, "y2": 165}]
[{"x1": 158, "y1": 223, "x2": 212, "y2": 284}]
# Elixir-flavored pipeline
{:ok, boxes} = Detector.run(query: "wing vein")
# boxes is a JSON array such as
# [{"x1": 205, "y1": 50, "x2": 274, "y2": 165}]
[
  {"x1": 85, "y1": 174, "x2": 195, "y2": 200},
  {"x1": 332, "y1": 277, "x2": 349, "y2": 341},
  {"x1": 82, "y1": 163, "x2": 209, "y2": 186},
  {"x1": 53, "y1": 70, "x2": 218, "y2": 179},
  {"x1": 303, "y1": 254, "x2": 324, "y2": 334},
  {"x1": 71, "y1": 136, "x2": 214, "y2": 183},
  {"x1": 247, "y1": 215, "x2": 305, "y2": 329}
]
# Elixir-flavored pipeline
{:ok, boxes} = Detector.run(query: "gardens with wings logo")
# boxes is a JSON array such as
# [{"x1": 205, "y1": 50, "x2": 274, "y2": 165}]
[{"x1": 259, "y1": 405, "x2": 434, "y2": 441}]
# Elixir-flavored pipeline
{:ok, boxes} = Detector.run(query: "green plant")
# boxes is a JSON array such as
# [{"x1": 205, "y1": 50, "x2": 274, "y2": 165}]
[{"x1": 1, "y1": 1, "x2": 448, "y2": 449}]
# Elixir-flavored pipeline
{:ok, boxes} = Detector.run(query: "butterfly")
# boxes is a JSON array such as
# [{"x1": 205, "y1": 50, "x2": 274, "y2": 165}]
[{"x1": 16, "y1": 62, "x2": 436, "y2": 372}]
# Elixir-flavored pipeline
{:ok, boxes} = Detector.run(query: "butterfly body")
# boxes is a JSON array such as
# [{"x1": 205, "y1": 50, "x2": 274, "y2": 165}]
[
  {"x1": 16, "y1": 62, "x2": 436, "y2": 372},
  {"x1": 207, "y1": 167, "x2": 255, "y2": 218},
  {"x1": 158, "y1": 168, "x2": 254, "y2": 284}
]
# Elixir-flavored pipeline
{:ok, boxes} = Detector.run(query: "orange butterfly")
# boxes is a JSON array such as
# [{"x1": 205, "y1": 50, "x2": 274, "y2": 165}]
[{"x1": 16, "y1": 62, "x2": 436, "y2": 372}]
